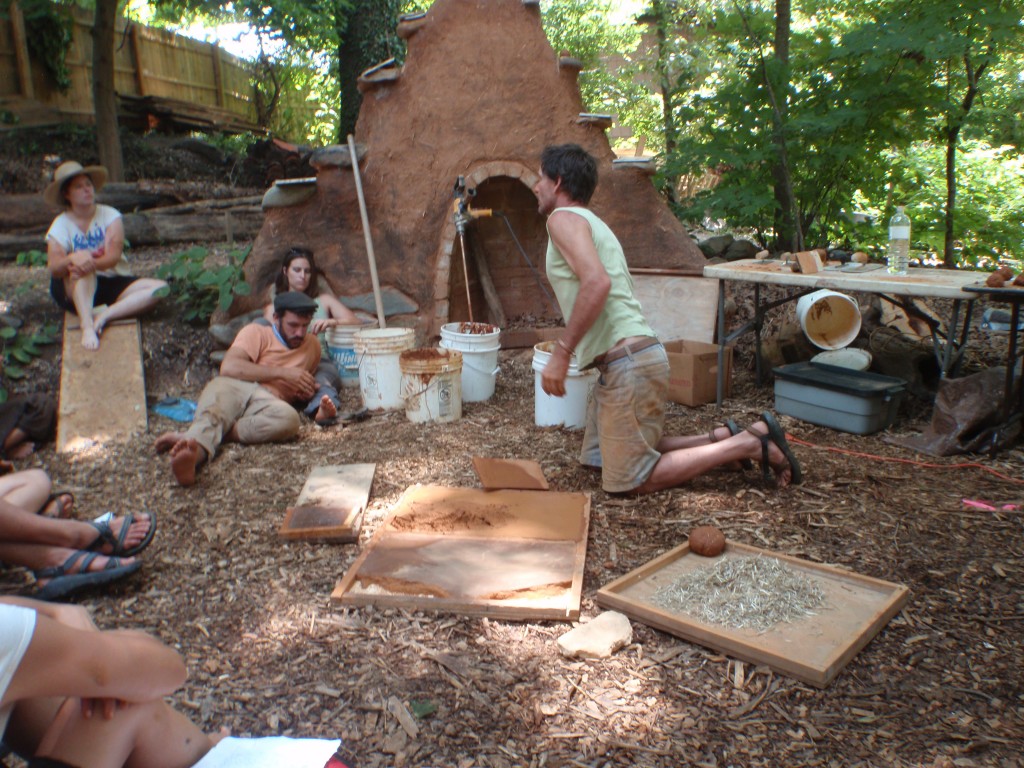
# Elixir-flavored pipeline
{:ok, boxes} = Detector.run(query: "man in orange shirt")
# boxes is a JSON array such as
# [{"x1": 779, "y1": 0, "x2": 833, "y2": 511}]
[{"x1": 155, "y1": 292, "x2": 329, "y2": 486}]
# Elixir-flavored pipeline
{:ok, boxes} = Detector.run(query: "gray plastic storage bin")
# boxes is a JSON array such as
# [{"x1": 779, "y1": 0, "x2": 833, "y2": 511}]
[{"x1": 773, "y1": 362, "x2": 907, "y2": 435}]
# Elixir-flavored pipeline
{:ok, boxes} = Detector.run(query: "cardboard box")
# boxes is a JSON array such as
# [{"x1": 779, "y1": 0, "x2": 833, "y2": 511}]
[{"x1": 663, "y1": 339, "x2": 732, "y2": 406}]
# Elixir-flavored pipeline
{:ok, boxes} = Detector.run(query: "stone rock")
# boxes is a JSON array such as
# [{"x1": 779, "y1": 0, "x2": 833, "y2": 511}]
[
  {"x1": 557, "y1": 611, "x2": 633, "y2": 659},
  {"x1": 309, "y1": 144, "x2": 363, "y2": 171},
  {"x1": 723, "y1": 239, "x2": 760, "y2": 262},
  {"x1": 342, "y1": 287, "x2": 419, "y2": 317},
  {"x1": 261, "y1": 181, "x2": 317, "y2": 210},
  {"x1": 698, "y1": 234, "x2": 734, "y2": 259},
  {"x1": 209, "y1": 309, "x2": 265, "y2": 349}
]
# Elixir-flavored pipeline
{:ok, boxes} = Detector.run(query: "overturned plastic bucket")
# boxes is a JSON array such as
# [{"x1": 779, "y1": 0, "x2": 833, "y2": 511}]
[
  {"x1": 532, "y1": 341, "x2": 598, "y2": 430},
  {"x1": 326, "y1": 321, "x2": 378, "y2": 388},
  {"x1": 796, "y1": 289, "x2": 862, "y2": 350},
  {"x1": 353, "y1": 327, "x2": 415, "y2": 411},
  {"x1": 439, "y1": 322, "x2": 501, "y2": 403},
  {"x1": 400, "y1": 348, "x2": 463, "y2": 424}
]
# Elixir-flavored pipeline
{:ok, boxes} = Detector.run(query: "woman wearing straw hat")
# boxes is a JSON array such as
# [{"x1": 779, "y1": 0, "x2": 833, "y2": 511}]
[{"x1": 44, "y1": 161, "x2": 167, "y2": 350}]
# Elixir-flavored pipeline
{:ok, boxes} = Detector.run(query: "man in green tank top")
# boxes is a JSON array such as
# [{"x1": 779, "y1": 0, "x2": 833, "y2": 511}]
[{"x1": 535, "y1": 144, "x2": 801, "y2": 493}]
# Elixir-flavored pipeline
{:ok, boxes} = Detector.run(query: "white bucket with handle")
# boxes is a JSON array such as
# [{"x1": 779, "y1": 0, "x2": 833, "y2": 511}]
[
  {"x1": 326, "y1": 321, "x2": 378, "y2": 388},
  {"x1": 353, "y1": 327, "x2": 415, "y2": 411},
  {"x1": 439, "y1": 322, "x2": 501, "y2": 402},
  {"x1": 400, "y1": 348, "x2": 462, "y2": 424},
  {"x1": 532, "y1": 341, "x2": 597, "y2": 430}
]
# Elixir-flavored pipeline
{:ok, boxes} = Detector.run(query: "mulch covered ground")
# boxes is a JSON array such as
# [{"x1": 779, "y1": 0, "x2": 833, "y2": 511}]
[{"x1": 2, "y1": 248, "x2": 1022, "y2": 768}]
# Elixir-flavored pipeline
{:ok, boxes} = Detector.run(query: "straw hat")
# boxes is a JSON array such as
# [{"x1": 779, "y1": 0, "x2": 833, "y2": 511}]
[{"x1": 43, "y1": 161, "x2": 108, "y2": 208}]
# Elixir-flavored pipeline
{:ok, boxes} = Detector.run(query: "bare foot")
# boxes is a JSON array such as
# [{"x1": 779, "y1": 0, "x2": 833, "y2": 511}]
[
  {"x1": 315, "y1": 395, "x2": 338, "y2": 425},
  {"x1": 169, "y1": 439, "x2": 204, "y2": 486},
  {"x1": 42, "y1": 492, "x2": 75, "y2": 519},
  {"x1": 81, "y1": 327, "x2": 100, "y2": 350},
  {"x1": 94, "y1": 311, "x2": 110, "y2": 337},
  {"x1": 7, "y1": 441, "x2": 35, "y2": 460},
  {"x1": 154, "y1": 432, "x2": 186, "y2": 454}
]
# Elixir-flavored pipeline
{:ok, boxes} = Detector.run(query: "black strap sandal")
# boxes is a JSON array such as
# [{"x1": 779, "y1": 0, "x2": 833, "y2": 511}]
[
  {"x1": 710, "y1": 419, "x2": 754, "y2": 471},
  {"x1": 746, "y1": 412, "x2": 803, "y2": 486},
  {"x1": 87, "y1": 511, "x2": 157, "y2": 557}
]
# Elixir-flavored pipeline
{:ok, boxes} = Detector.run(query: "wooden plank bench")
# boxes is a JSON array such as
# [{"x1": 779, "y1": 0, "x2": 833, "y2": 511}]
[{"x1": 57, "y1": 315, "x2": 148, "y2": 453}]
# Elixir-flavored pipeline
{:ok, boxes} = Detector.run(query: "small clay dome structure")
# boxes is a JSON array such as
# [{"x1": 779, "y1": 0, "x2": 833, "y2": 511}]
[{"x1": 237, "y1": 0, "x2": 706, "y2": 339}]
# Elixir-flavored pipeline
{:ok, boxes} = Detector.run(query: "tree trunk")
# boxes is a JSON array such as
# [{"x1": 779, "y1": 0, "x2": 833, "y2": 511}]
[
  {"x1": 651, "y1": 0, "x2": 680, "y2": 208},
  {"x1": 336, "y1": 0, "x2": 403, "y2": 141},
  {"x1": 770, "y1": 0, "x2": 799, "y2": 251},
  {"x1": 943, "y1": 55, "x2": 986, "y2": 268},
  {"x1": 92, "y1": 0, "x2": 123, "y2": 181}
]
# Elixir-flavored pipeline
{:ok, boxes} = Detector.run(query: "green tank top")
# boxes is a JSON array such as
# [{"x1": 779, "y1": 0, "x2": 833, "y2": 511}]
[{"x1": 545, "y1": 207, "x2": 654, "y2": 368}]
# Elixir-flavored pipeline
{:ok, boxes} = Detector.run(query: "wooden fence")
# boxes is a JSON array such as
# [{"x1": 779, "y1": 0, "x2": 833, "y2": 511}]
[{"x1": 0, "y1": 1, "x2": 310, "y2": 135}]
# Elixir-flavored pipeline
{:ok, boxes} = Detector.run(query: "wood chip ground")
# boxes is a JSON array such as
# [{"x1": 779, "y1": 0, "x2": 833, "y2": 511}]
[{"x1": 2, "y1": 249, "x2": 1022, "y2": 768}]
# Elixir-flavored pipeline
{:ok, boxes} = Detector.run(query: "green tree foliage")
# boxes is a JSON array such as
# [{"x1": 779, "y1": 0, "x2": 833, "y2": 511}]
[
  {"x1": 1, "y1": 322, "x2": 59, "y2": 404},
  {"x1": 541, "y1": 0, "x2": 655, "y2": 143},
  {"x1": 5, "y1": 0, "x2": 74, "y2": 91},
  {"x1": 155, "y1": 245, "x2": 251, "y2": 324},
  {"x1": 657, "y1": 0, "x2": 1024, "y2": 265},
  {"x1": 150, "y1": 0, "x2": 406, "y2": 141}
]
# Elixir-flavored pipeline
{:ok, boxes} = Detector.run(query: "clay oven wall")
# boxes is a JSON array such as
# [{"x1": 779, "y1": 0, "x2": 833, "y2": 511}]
[{"x1": 238, "y1": 0, "x2": 706, "y2": 339}]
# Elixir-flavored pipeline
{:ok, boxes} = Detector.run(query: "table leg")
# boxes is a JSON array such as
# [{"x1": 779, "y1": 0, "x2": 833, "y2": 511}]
[
  {"x1": 938, "y1": 300, "x2": 963, "y2": 377},
  {"x1": 754, "y1": 284, "x2": 764, "y2": 386},
  {"x1": 716, "y1": 279, "x2": 727, "y2": 409},
  {"x1": 1006, "y1": 302, "x2": 1021, "y2": 422}
]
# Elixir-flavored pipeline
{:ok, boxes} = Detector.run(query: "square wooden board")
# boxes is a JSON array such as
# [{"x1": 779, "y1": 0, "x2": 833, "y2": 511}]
[
  {"x1": 278, "y1": 464, "x2": 375, "y2": 542},
  {"x1": 596, "y1": 540, "x2": 909, "y2": 687},
  {"x1": 472, "y1": 457, "x2": 549, "y2": 490},
  {"x1": 331, "y1": 485, "x2": 590, "y2": 620}
]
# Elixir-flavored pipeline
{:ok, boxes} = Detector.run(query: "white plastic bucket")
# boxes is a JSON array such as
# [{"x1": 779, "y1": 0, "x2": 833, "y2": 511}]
[
  {"x1": 400, "y1": 348, "x2": 462, "y2": 424},
  {"x1": 796, "y1": 289, "x2": 862, "y2": 350},
  {"x1": 532, "y1": 341, "x2": 598, "y2": 430},
  {"x1": 353, "y1": 327, "x2": 415, "y2": 411},
  {"x1": 326, "y1": 321, "x2": 378, "y2": 388},
  {"x1": 439, "y1": 322, "x2": 501, "y2": 403},
  {"x1": 811, "y1": 348, "x2": 872, "y2": 371}
]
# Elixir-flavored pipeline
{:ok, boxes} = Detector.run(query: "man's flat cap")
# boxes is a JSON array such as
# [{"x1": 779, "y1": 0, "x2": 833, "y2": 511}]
[{"x1": 273, "y1": 291, "x2": 318, "y2": 314}]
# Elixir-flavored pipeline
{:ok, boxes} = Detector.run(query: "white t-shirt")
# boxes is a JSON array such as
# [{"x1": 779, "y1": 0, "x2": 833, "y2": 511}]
[
  {"x1": 0, "y1": 604, "x2": 37, "y2": 737},
  {"x1": 46, "y1": 204, "x2": 130, "y2": 277}
]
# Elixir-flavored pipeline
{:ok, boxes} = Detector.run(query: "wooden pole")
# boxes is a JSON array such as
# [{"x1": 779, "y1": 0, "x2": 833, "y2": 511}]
[
  {"x1": 211, "y1": 43, "x2": 224, "y2": 108},
  {"x1": 347, "y1": 134, "x2": 386, "y2": 328},
  {"x1": 10, "y1": 0, "x2": 34, "y2": 99},
  {"x1": 129, "y1": 24, "x2": 147, "y2": 96}
]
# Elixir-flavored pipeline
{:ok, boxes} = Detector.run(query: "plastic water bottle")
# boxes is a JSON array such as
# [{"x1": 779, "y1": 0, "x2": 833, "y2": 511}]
[{"x1": 887, "y1": 206, "x2": 911, "y2": 276}]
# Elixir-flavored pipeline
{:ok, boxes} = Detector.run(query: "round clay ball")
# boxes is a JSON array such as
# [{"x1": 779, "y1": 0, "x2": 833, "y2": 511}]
[
  {"x1": 689, "y1": 526, "x2": 726, "y2": 557},
  {"x1": 986, "y1": 272, "x2": 1006, "y2": 288}
]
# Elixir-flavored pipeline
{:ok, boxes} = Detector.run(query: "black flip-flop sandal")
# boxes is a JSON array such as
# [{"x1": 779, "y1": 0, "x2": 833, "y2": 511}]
[
  {"x1": 31, "y1": 551, "x2": 142, "y2": 601},
  {"x1": 87, "y1": 511, "x2": 157, "y2": 557},
  {"x1": 710, "y1": 419, "x2": 754, "y2": 471},
  {"x1": 748, "y1": 411, "x2": 803, "y2": 486}
]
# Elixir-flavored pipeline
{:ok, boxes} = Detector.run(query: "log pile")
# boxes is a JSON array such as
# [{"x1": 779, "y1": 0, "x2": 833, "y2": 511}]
[{"x1": 0, "y1": 182, "x2": 264, "y2": 258}]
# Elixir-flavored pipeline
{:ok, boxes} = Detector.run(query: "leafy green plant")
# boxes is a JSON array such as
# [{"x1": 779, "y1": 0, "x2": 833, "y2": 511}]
[
  {"x1": 1, "y1": 322, "x2": 59, "y2": 403},
  {"x1": 155, "y1": 245, "x2": 252, "y2": 324},
  {"x1": 15, "y1": 250, "x2": 48, "y2": 268}
]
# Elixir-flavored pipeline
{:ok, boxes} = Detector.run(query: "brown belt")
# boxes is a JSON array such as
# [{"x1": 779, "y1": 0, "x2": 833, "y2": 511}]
[{"x1": 593, "y1": 336, "x2": 661, "y2": 367}]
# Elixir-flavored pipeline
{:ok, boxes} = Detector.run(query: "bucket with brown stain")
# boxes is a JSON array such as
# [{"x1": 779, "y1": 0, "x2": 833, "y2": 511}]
[
  {"x1": 795, "y1": 290, "x2": 861, "y2": 350},
  {"x1": 399, "y1": 348, "x2": 463, "y2": 424}
]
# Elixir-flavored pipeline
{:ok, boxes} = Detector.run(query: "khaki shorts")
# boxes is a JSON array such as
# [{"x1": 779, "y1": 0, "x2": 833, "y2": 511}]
[{"x1": 579, "y1": 343, "x2": 669, "y2": 492}]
